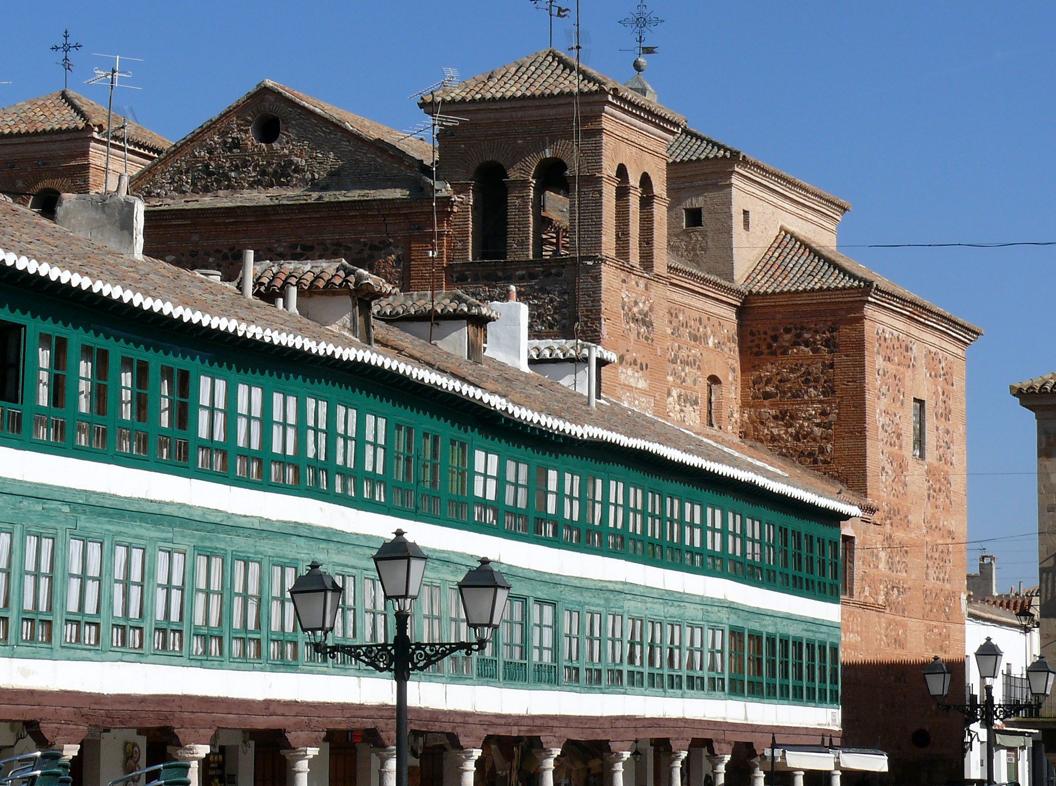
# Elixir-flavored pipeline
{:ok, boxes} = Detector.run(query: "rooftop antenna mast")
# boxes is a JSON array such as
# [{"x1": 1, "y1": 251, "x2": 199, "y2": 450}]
[
  {"x1": 530, "y1": 0, "x2": 571, "y2": 49},
  {"x1": 50, "y1": 29, "x2": 82, "y2": 91},
  {"x1": 86, "y1": 53, "x2": 141, "y2": 192},
  {"x1": 408, "y1": 68, "x2": 465, "y2": 343}
]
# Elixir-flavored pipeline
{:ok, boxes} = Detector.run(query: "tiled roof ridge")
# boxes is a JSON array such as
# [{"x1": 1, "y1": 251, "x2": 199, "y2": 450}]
[
  {"x1": 527, "y1": 338, "x2": 618, "y2": 365},
  {"x1": 374, "y1": 290, "x2": 499, "y2": 322},
  {"x1": 61, "y1": 89, "x2": 171, "y2": 151},
  {"x1": 421, "y1": 48, "x2": 684, "y2": 126},
  {"x1": 746, "y1": 228, "x2": 982, "y2": 338},
  {"x1": 0, "y1": 201, "x2": 860, "y2": 519},
  {"x1": 668, "y1": 261, "x2": 746, "y2": 298},
  {"x1": 1010, "y1": 371, "x2": 1056, "y2": 396},
  {"x1": 250, "y1": 258, "x2": 397, "y2": 299}
]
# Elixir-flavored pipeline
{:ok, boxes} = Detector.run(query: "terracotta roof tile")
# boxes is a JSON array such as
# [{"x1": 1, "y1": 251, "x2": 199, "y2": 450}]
[
  {"x1": 527, "y1": 339, "x2": 617, "y2": 365},
  {"x1": 0, "y1": 199, "x2": 861, "y2": 516},
  {"x1": 0, "y1": 90, "x2": 170, "y2": 152},
  {"x1": 251, "y1": 259, "x2": 396, "y2": 299},
  {"x1": 374, "y1": 290, "x2": 498, "y2": 322},
  {"x1": 667, "y1": 128, "x2": 739, "y2": 163},
  {"x1": 1011, "y1": 372, "x2": 1056, "y2": 396},
  {"x1": 421, "y1": 49, "x2": 683, "y2": 125},
  {"x1": 744, "y1": 230, "x2": 982, "y2": 336}
]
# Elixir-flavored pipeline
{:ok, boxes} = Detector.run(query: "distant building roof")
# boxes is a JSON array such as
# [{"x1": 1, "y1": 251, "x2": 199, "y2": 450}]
[
  {"x1": 1010, "y1": 372, "x2": 1056, "y2": 396},
  {"x1": 0, "y1": 199, "x2": 862, "y2": 518},
  {"x1": 0, "y1": 90, "x2": 171, "y2": 152},
  {"x1": 527, "y1": 339, "x2": 618, "y2": 365},
  {"x1": 744, "y1": 230, "x2": 982, "y2": 337},
  {"x1": 374, "y1": 290, "x2": 498, "y2": 322},
  {"x1": 250, "y1": 259, "x2": 396, "y2": 300},
  {"x1": 420, "y1": 48, "x2": 684, "y2": 126}
]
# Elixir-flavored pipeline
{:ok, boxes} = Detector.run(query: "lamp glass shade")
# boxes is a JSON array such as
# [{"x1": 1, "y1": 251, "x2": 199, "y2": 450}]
[
  {"x1": 1016, "y1": 608, "x2": 1036, "y2": 628},
  {"x1": 458, "y1": 558, "x2": 511, "y2": 639},
  {"x1": 923, "y1": 656, "x2": 951, "y2": 698},
  {"x1": 975, "y1": 637, "x2": 1003, "y2": 680},
  {"x1": 1026, "y1": 656, "x2": 1056, "y2": 699},
  {"x1": 288, "y1": 561, "x2": 343, "y2": 636},
  {"x1": 372, "y1": 530, "x2": 428, "y2": 611}
]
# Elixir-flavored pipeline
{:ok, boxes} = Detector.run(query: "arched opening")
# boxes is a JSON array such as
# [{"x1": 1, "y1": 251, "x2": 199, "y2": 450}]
[
  {"x1": 251, "y1": 114, "x2": 281, "y2": 144},
  {"x1": 533, "y1": 158, "x2": 569, "y2": 258},
  {"x1": 472, "y1": 161, "x2": 508, "y2": 260},
  {"x1": 614, "y1": 164, "x2": 631, "y2": 263},
  {"x1": 638, "y1": 173, "x2": 655, "y2": 270},
  {"x1": 30, "y1": 189, "x2": 60, "y2": 220},
  {"x1": 706, "y1": 375, "x2": 723, "y2": 429}
]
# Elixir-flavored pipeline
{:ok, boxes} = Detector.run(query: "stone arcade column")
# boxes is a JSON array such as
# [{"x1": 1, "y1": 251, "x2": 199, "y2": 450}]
[
  {"x1": 53, "y1": 745, "x2": 81, "y2": 763},
  {"x1": 605, "y1": 752, "x2": 632, "y2": 786},
  {"x1": 454, "y1": 748, "x2": 482, "y2": 786},
  {"x1": 830, "y1": 770, "x2": 841, "y2": 786},
  {"x1": 668, "y1": 751, "x2": 688, "y2": 786},
  {"x1": 791, "y1": 771, "x2": 805, "y2": 786},
  {"x1": 538, "y1": 749, "x2": 563, "y2": 786},
  {"x1": 168, "y1": 744, "x2": 211, "y2": 786},
  {"x1": 281, "y1": 747, "x2": 319, "y2": 786},
  {"x1": 708, "y1": 756, "x2": 731, "y2": 786},
  {"x1": 376, "y1": 746, "x2": 398, "y2": 786}
]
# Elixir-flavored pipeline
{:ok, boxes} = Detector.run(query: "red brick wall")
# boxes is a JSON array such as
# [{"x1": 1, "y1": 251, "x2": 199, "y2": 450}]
[{"x1": 0, "y1": 133, "x2": 94, "y2": 204}]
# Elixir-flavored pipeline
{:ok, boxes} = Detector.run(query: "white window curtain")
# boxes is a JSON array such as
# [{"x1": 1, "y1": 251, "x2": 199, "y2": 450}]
[
  {"x1": 85, "y1": 541, "x2": 101, "y2": 614},
  {"x1": 129, "y1": 547, "x2": 144, "y2": 618},
  {"x1": 120, "y1": 360, "x2": 133, "y2": 419},
  {"x1": 36, "y1": 338, "x2": 50, "y2": 406},
  {"x1": 66, "y1": 538, "x2": 83, "y2": 613}
]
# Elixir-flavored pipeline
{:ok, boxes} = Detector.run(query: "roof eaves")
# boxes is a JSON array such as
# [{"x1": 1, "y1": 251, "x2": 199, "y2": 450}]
[{"x1": 0, "y1": 242, "x2": 861, "y2": 520}]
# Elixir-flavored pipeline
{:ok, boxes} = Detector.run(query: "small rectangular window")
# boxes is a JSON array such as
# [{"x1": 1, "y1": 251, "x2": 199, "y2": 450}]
[
  {"x1": 447, "y1": 439, "x2": 469, "y2": 520},
  {"x1": 504, "y1": 459, "x2": 529, "y2": 533},
  {"x1": 33, "y1": 333, "x2": 68, "y2": 443},
  {"x1": 362, "y1": 413, "x2": 387, "y2": 502},
  {"x1": 683, "y1": 207, "x2": 703, "y2": 228},
  {"x1": 64, "y1": 536, "x2": 103, "y2": 647},
  {"x1": 270, "y1": 392, "x2": 299, "y2": 486},
  {"x1": 268, "y1": 563, "x2": 299, "y2": 662},
  {"x1": 75, "y1": 344, "x2": 109, "y2": 450},
  {"x1": 192, "y1": 553, "x2": 224, "y2": 658},
  {"x1": 21, "y1": 533, "x2": 55, "y2": 644},
  {"x1": 158, "y1": 365, "x2": 190, "y2": 464},
  {"x1": 235, "y1": 383, "x2": 263, "y2": 480},
  {"x1": 117, "y1": 357, "x2": 149, "y2": 456},
  {"x1": 231, "y1": 558, "x2": 262, "y2": 660},
  {"x1": 841, "y1": 536, "x2": 855, "y2": 597},
  {"x1": 334, "y1": 403, "x2": 357, "y2": 496},
  {"x1": 742, "y1": 209, "x2": 751, "y2": 231},
  {"x1": 306, "y1": 397, "x2": 329, "y2": 491},
  {"x1": 197, "y1": 375, "x2": 228, "y2": 473},
  {"x1": 913, "y1": 398, "x2": 926, "y2": 459},
  {"x1": 473, "y1": 449, "x2": 499, "y2": 525}
]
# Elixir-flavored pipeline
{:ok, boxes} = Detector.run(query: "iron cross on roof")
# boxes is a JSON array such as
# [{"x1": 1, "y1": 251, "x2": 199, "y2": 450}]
[
  {"x1": 50, "y1": 29, "x2": 83, "y2": 90},
  {"x1": 619, "y1": 1, "x2": 663, "y2": 59}
]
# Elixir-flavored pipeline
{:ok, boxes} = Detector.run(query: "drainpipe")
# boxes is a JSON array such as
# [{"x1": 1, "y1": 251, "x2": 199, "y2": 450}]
[
  {"x1": 241, "y1": 250, "x2": 254, "y2": 299},
  {"x1": 587, "y1": 343, "x2": 597, "y2": 409},
  {"x1": 285, "y1": 282, "x2": 299, "y2": 315}
]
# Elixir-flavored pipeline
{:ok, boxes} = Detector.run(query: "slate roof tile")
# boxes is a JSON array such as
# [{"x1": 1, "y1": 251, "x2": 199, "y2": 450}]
[{"x1": 0, "y1": 90, "x2": 171, "y2": 152}]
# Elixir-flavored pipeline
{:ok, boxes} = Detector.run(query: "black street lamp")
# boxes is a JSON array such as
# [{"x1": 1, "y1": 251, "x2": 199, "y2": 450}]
[
  {"x1": 923, "y1": 638, "x2": 1056, "y2": 786},
  {"x1": 289, "y1": 530, "x2": 511, "y2": 786}
]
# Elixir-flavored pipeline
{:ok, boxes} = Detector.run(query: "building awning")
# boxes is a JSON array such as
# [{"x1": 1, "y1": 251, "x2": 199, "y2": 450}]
[
  {"x1": 995, "y1": 730, "x2": 1036, "y2": 750},
  {"x1": 766, "y1": 747, "x2": 836, "y2": 771},
  {"x1": 835, "y1": 749, "x2": 889, "y2": 772}
]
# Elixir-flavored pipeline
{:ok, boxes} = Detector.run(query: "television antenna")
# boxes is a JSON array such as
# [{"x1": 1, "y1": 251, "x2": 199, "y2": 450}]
[
  {"x1": 410, "y1": 68, "x2": 466, "y2": 342},
  {"x1": 86, "y1": 53, "x2": 141, "y2": 192},
  {"x1": 50, "y1": 29, "x2": 83, "y2": 90},
  {"x1": 530, "y1": 0, "x2": 571, "y2": 49}
]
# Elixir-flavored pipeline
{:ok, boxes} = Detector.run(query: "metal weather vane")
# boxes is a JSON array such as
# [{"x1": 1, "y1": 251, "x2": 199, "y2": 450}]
[
  {"x1": 530, "y1": 0, "x2": 571, "y2": 50},
  {"x1": 51, "y1": 29, "x2": 83, "y2": 90},
  {"x1": 619, "y1": 1, "x2": 663, "y2": 59}
]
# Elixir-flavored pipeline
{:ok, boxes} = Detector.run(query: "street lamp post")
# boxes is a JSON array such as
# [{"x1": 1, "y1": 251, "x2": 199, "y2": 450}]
[
  {"x1": 923, "y1": 637, "x2": 1056, "y2": 786},
  {"x1": 289, "y1": 530, "x2": 512, "y2": 786}
]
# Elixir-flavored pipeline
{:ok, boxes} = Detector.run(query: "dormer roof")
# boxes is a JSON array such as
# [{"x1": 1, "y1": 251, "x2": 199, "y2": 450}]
[
  {"x1": 0, "y1": 90, "x2": 171, "y2": 152},
  {"x1": 420, "y1": 48, "x2": 684, "y2": 126},
  {"x1": 249, "y1": 258, "x2": 396, "y2": 300}
]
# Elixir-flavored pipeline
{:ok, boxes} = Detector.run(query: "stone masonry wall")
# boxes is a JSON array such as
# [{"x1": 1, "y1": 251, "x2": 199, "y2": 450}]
[{"x1": 134, "y1": 92, "x2": 424, "y2": 198}]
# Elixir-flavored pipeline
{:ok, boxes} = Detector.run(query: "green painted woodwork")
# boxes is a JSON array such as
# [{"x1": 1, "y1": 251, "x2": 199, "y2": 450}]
[
  {"x1": 0, "y1": 475, "x2": 840, "y2": 707},
  {"x1": 0, "y1": 287, "x2": 845, "y2": 603}
]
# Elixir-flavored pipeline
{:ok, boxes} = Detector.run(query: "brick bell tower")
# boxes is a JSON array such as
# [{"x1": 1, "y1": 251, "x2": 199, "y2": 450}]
[{"x1": 420, "y1": 49, "x2": 683, "y2": 273}]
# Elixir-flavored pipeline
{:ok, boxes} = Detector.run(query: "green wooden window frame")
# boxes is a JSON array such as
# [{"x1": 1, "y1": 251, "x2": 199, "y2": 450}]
[
  {"x1": 111, "y1": 542, "x2": 146, "y2": 651},
  {"x1": 499, "y1": 596, "x2": 527, "y2": 683},
  {"x1": 562, "y1": 608, "x2": 581, "y2": 685},
  {"x1": 605, "y1": 613, "x2": 623, "y2": 687},
  {"x1": 231, "y1": 557, "x2": 262, "y2": 661},
  {"x1": 0, "y1": 319, "x2": 26, "y2": 436},
  {"x1": 362, "y1": 413, "x2": 387, "y2": 502},
  {"x1": 153, "y1": 546, "x2": 186, "y2": 654},
  {"x1": 325, "y1": 571, "x2": 360, "y2": 668},
  {"x1": 473, "y1": 448, "x2": 499, "y2": 526},
  {"x1": 707, "y1": 626, "x2": 725, "y2": 691},
  {"x1": 447, "y1": 439, "x2": 469, "y2": 521},
  {"x1": 197, "y1": 375, "x2": 229, "y2": 474},
  {"x1": 504, "y1": 459, "x2": 530, "y2": 534},
  {"x1": 21, "y1": 531, "x2": 55, "y2": 644},
  {"x1": 626, "y1": 615, "x2": 645, "y2": 688},
  {"x1": 192, "y1": 552, "x2": 225, "y2": 659},
  {"x1": 32, "y1": 332, "x2": 68, "y2": 445},
  {"x1": 392, "y1": 422, "x2": 416, "y2": 511},
  {"x1": 419, "y1": 582, "x2": 443, "y2": 673},
  {"x1": 157, "y1": 364, "x2": 190, "y2": 465},
  {"x1": 561, "y1": 471, "x2": 582, "y2": 545},
  {"x1": 364, "y1": 576, "x2": 387, "y2": 644},
  {"x1": 234, "y1": 382, "x2": 264, "y2": 481},
  {"x1": 531, "y1": 600, "x2": 557, "y2": 684},
  {"x1": 534, "y1": 466, "x2": 559, "y2": 539},
  {"x1": 729, "y1": 627, "x2": 746, "y2": 695},
  {"x1": 63, "y1": 535, "x2": 103, "y2": 648},
  {"x1": 446, "y1": 586, "x2": 473, "y2": 676},
  {"x1": 0, "y1": 530, "x2": 12, "y2": 644},
  {"x1": 686, "y1": 623, "x2": 705, "y2": 691},
  {"x1": 117, "y1": 356, "x2": 149, "y2": 457},
  {"x1": 270, "y1": 391, "x2": 300, "y2": 487},
  {"x1": 268, "y1": 562, "x2": 299, "y2": 662},
  {"x1": 305, "y1": 396, "x2": 329, "y2": 493},
  {"x1": 333, "y1": 402, "x2": 357, "y2": 496},
  {"x1": 74, "y1": 342, "x2": 109, "y2": 452},
  {"x1": 419, "y1": 431, "x2": 442, "y2": 517}
]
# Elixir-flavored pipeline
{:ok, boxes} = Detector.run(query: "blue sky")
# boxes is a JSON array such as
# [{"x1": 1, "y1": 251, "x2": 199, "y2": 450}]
[{"x1": 5, "y1": 2, "x2": 1055, "y2": 589}]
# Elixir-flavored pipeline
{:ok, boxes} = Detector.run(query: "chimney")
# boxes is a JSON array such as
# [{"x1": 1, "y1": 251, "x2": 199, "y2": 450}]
[
  {"x1": 485, "y1": 286, "x2": 529, "y2": 371},
  {"x1": 197, "y1": 269, "x2": 222, "y2": 283},
  {"x1": 968, "y1": 554, "x2": 998, "y2": 599},
  {"x1": 586, "y1": 343, "x2": 597, "y2": 409},
  {"x1": 285, "y1": 282, "x2": 299, "y2": 315},
  {"x1": 241, "y1": 250, "x2": 254, "y2": 299},
  {"x1": 55, "y1": 192, "x2": 145, "y2": 259}
]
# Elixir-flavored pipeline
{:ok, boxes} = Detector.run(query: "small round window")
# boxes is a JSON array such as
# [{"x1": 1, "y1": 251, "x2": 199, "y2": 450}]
[{"x1": 251, "y1": 114, "x2": 281, "y2": 144}]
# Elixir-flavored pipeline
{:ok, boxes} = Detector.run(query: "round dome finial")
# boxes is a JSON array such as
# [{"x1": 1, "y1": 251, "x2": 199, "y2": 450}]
[{"x1": 633, "y1": 56, "x2": 647, "y2": 73}]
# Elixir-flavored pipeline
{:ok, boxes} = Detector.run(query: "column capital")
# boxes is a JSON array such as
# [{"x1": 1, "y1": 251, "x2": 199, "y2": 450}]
[
  {"x1": 605, "y1": 751, "x2": 632, "y2": 767},
  {"x1": 456, "y1": 748, "x2": 483, "y2": 769},
  {"x1": 669, "y1": 751, "x2": 689, "y2": 763},
  {"x1": 169, "y1": 744, "x2": 211, "y2": 762},
  {"x1": 708, "y1": 754, "x2": 732, "y2": 769},
  {"x1": 376, "y1": 746, "x2": 398, "y2": 763},
  {"x1": 538, "y1": 748, "x2": 563, "y2": 770},
  {"x1": 53, "y1": 744, "x2": 80, "y2": 763},
  {"x1": 281, "y1": 748, "x2": 320, "y2": 762}
]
